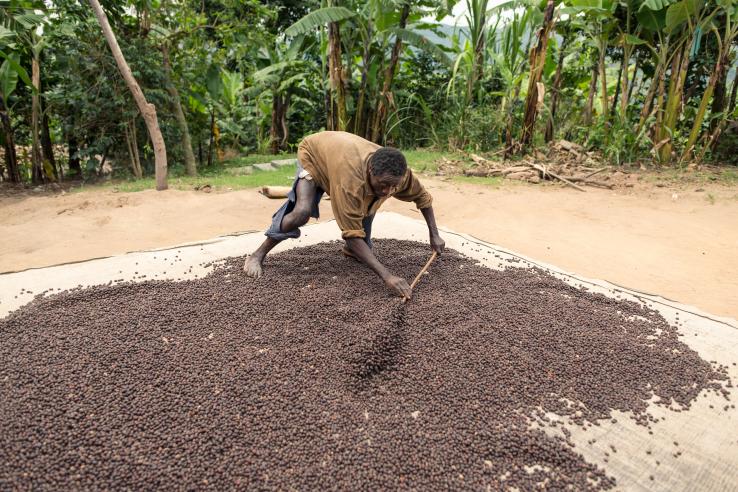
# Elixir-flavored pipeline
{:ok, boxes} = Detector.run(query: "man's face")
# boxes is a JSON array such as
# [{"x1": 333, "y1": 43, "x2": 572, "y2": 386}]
[{"x1": 369, "y1": 172, "x2": 403, "y2": 197}]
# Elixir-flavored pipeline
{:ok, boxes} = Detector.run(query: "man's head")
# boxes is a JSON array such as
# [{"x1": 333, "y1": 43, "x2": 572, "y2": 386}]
[{"x1": 368, "y1": 147, "x2": 407, "y2": 197}]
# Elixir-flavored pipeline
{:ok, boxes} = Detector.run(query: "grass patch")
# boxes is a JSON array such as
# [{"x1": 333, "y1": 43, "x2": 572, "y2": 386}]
[
  {"x1": 71, "y1": 165, "x2": 297, "y2": 193},
  {"x1": 221, "y1": 153, "x2": 296, "y2": 168},
  {"x1": 646, "y1": 166, "x2": 738, "y2": 186},
  {"x1": 404, "y1": 149, "x2": 453, "y2": 173},
  {"x1": 68, "y1": 148, "x2": 478, "y2": 195},
  {"x1": 451, "y1": 175, "x2": 504, "y2": 187}
]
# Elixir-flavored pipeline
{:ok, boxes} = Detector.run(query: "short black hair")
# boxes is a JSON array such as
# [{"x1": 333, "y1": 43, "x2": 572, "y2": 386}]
[{"x1": 369, "y1": 147, "x2": 407, "y2": 177}]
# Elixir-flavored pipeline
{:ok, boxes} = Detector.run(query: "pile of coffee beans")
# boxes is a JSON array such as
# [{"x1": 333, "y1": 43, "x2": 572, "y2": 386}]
[{"x1": 0, "y1": 240, "x2": 730, "y2": 490}]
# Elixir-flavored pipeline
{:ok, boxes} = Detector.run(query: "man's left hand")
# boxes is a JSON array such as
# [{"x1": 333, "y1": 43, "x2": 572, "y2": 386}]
[{"x1": 430, "y1": 233, "x2": 445, "y2": 254}]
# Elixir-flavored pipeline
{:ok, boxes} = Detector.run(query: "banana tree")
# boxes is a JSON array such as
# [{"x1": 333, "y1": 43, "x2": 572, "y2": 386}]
[
  {"x1": 252, "y1": 36, "x2": 320, "y2": 153},
  {"x1": 519, "y1": 0, "x2": 557, "y2": 149},
  {"x1": 371, "y1": 1, "x2": 411, "y2": 142},
  {"x1": 448, "y1": 0, "x2": 491, "y2": 105},
  {"x1": 487, "y1": 1, "x2": 538, "y2": 152},
  {"x1": 615, "y1": 0, "x2": 646, "y2": 119},
  {"x1": 564, "y1": 0, "x2": 618, "y2": 141},
  {"x1": 287, "y1": 0, "x2": 452, "y2": 141},
  {"x1": 0, "y1": 56, "x2": 23, "y2": 182},
  {"x1": 681, "y1": 0, "x2": 738, "y2": 161},
  {"x1": 0, "y1": 5, "x2": 41, "y2": 183},
  {"x1": 545, "y1": 25, "x2": 569, "y2": 142},
  {"x1": 654, "y1": 0, "x2": 718, "y2": 162},
  {"x1": 286, "y1": 4, "x2": 356, "y2": 131}
]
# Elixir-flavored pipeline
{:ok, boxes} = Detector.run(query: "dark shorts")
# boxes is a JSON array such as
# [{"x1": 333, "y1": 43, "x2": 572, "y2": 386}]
[{"x1": 265, "y1": 162, "x2": 375, "y2": 246}]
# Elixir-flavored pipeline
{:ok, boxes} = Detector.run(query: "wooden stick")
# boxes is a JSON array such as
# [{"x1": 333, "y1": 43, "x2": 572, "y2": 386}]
[
  {"x1": 582, "y1": 167, "x2": 607, "y2": 179},
  {"x1": 403, "y1": 251, "x2": 438, "y2": 303},
  {"x1": 565, "y1": 176, "x2": 614, "y2": 189},
  {"x1": 529, "y1": 163, "x2": 587, "y2": 192}
]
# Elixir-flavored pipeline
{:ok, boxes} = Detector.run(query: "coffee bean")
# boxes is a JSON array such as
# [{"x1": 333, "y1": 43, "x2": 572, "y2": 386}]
[{"x1": 0, "y1": 240, "x2": 729, "y2": 490}]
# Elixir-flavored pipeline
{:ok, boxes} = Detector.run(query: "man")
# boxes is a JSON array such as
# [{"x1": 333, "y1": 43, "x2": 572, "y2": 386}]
[{"x1": 244, "y1": 131, "x2": 444, "y2": 299}]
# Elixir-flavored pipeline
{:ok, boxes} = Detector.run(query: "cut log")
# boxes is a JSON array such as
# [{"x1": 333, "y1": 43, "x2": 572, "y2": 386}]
[
  {"x1": 501, "y1": 165, "x2": 533, "y2": 175},
  {"x1": 260, "y1": 186, "x2": 292, "y2": 198},
  {"x1": 463, "y1": 169, "x2": 492, "y2": 177},
  {"x1": 470, "y1": 153, "x2": 491, "y2": 166}
]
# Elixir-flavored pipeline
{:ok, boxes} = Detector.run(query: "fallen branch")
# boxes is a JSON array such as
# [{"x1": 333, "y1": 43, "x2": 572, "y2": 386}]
[
  {"x1": 582, "y1": 167, "x2": 607, "y2": 179},
  {"x1": 529, "y1": 163, "x2": 587, "y2": 192},
  {"x1": 565, "y1": 176, "x2": 614, "y2": 189}
]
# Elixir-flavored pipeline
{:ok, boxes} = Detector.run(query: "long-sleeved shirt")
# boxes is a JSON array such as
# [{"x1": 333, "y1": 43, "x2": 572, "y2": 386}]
[{"x1": 297, "y1": 131, "x2": 433, "y2": 239}]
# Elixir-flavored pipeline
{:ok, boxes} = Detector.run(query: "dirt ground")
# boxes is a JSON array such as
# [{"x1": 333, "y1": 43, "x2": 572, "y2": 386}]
[{"x1": 2, "y1": 178, "x2": 737, "y2": 320}]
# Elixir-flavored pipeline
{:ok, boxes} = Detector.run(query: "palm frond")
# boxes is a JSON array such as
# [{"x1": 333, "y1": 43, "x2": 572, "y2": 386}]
[
  {"x1": 390, "y1": 27, "x2": 454, "y2": 67},
  {"x1": 285, "y1": 7, "x2": 356, "y2": 37}
]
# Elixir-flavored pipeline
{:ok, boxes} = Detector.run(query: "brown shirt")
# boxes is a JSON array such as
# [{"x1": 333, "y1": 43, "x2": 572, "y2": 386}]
[{"x1": 297, "y1": 131, "x2": 433, "y2": 239}]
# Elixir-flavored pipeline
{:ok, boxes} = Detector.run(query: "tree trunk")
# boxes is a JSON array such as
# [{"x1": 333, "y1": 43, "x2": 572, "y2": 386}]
[
  {"x1": 162, "y1": 44, "x2": 197, "y2": 176},
  {"x1": 627, "y1": 56, "x2": 639, "y2": 106},
  {"x1": 353, "y1": 21, "x2": 373, "y2": 136},
  {"x1": 31, "y1": 55, "x2": 45, "y2": 184},
  {"x1": 619, "y1": 45, "x2": 634, "y2": 119},
  {"x1": 41, "y1": 101, "x2": 58, "y2": 181},
  {"x1": 610, "y1": 54, "x2": 624, "y2": 120},
  {"x1": 208, "y1": 109, "x2": 215, "y2": 167},
  {"x1": 126, "y1": 119, "x2": 143, "y2": 179},
  {"x1": 598, "y1": 33, "x2": 608, "y2": 131},
  {"x1": 519, "y1": 0, "x2": 556, "y2": 149},
  {"x1": 323, "y1": 50, "x2": 334, "y2": 131},
  {"x1": 637, "y1": 46, "x2": 667, "y2": 137},
  {"x1": 68, "y1": 134, "x2": 82, "y2": 178},
  {"x1": 124, "y1": 122, "x2": 135, "y2": 176},
  {"x1": 281, "y1": 94, "x2": 290, "y2": 149},
  {"x1": 544, "y1": 36, "x2": 567, "y2": 142},
  {"x1": 584, "y1": 62, "x2": 599, "y2": 125},
  {"x1": 371, "y1": 3, "x2": 411, "y2": 143},
  {"x1": 709, "y1": 59, "x2": 728, "y2": 132},
  {"x1": 660, "y1": 42, "x2": 691, "y2": 162},
  {"x1": 270, "y1": 93, "x2": 282, "y2": 154},
  {"x1": 652, "y1": 58, "x2": 667, "y2": 157},
  {"x1": 89, "y1": 0, "x2": 168, "y2": 190},
  {"x1": 682, "y1": 48, "x2": 731, "y2": 160},
  {"x1": 0, "y1": 100, "x2": 20, "y2": 183},
  {"x1": 728, "y1": 64, "x2": 738, "y2": 116},
  {"x1": 327, "y1": 2, "x2": 347, "y2": 132}
]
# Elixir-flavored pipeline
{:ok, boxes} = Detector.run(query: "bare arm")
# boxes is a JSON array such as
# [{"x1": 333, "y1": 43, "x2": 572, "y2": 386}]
[
  {"x1": 421, "y1": 206, "x2": 445, "y2": 254},
  {"x1": 345, "y1": 237, "x2": 412, "y2": 299}
]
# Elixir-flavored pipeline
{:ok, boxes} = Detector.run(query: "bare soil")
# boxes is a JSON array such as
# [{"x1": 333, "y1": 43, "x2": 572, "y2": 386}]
[{"x1": 1, "y1": 177, "x2": 737, "y2": 319}]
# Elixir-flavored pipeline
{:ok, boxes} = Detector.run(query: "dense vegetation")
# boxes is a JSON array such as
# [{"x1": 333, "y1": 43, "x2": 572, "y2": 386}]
[{"x1": 1, "y1": 0, "x2": 737, "y2": 189}]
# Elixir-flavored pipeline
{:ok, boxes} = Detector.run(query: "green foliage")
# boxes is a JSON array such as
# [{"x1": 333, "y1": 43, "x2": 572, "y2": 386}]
[
  {"x1": 0, "y1": 57, "x2": 19, "y2": 102},
  {"x1": 1, "y1": 0, "x2": 736, "y2": 187},
  {"x1": 665, "y1": 0, "x2": 703, "y2": 33},
  {"x1": 284, "y1": 6, "x2": 356, "y2": 37}
]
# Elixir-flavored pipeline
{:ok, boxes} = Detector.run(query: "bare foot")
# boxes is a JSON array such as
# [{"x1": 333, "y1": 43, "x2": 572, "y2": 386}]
[
  {"x1": 341, "y1": 246, "x2": 358, "y2": 261},
  {"x1": 243, "y1": 255, "x2": 264, "y2": 278},
  {"x1": 341, "y1": 245, "x2": 371, "y2": 263}
]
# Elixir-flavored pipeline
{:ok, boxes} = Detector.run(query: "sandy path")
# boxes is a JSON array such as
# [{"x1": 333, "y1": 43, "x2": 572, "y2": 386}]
[{"x1": 2, "y1": 179, "x2": 737, "y2": 319}]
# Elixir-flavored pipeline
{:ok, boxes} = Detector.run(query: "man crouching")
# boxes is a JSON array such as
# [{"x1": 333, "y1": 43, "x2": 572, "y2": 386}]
[{"x1": 244, "y1": 131, "x2": 444, "y2": 299}]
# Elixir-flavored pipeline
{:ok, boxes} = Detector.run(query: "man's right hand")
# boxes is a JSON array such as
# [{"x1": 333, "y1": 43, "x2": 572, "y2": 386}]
[{"x1": 384, "y1": 274, "x2": 412, "y2": 299}]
